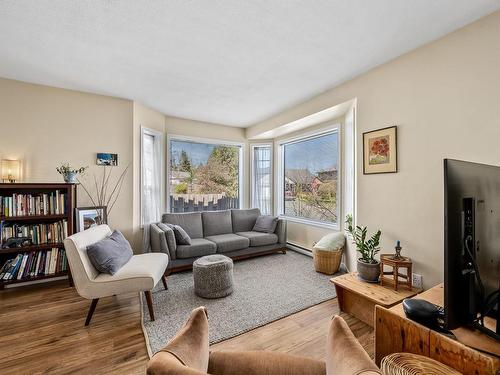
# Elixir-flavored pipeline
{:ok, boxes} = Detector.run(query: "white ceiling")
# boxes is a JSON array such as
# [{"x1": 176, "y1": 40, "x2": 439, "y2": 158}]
[{"x1": 1, "y1": 1, "x2": 499, "y2": 127}]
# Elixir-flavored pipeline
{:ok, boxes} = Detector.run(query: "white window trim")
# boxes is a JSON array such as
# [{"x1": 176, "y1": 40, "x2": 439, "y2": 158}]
[
  {"x1": 140, "y1": 126, "x2": 165, "y2": 227},
  {"x1": 250, "y1": 142, "x2": 273, "y2": 213},
  {"x1": 166, "y1": 134, "x2": 245, "y2": 212},
  {"x1": 275, "y1": 124, "x2": 342, "y2": 230}
]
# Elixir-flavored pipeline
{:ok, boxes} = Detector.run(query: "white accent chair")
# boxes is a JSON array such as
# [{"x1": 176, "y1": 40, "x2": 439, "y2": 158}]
[{"x1": 63, "y1": 225, "x2": 169, "y2": 326}]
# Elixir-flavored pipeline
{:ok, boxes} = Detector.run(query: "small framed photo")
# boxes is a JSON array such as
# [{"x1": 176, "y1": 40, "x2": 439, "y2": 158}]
[
  {"x1": 96, "y1": 153, "x2": 118, "y2": 166},
  {"x1": 76, "y1": 206, "x2": 107, "y2": 232},
  {"x1": 363, "y1": 126, "x2": 398, "y2": 174}
]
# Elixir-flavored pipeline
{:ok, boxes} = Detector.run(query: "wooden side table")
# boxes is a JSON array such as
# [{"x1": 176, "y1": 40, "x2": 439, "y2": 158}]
[
  {"x1": 330, "y1": 273, "x2": 421, "y2": 327},
  {"x1": 375, "y1": 284, "x2": 500, "y2": 374},
  {"x1": 380, "y1": 254, "x2": 412, "y2": 290}
]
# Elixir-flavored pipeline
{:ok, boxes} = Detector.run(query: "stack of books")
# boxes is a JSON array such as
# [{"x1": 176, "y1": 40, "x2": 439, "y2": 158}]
[
  {"x1": 0, "y1": 248, "x2": 68, "y2": 281},
  {"x1": 0, "y1": 220, "x2": 68, "y2": 245},
  {"x1": 0, "y1": 190, "x2": 67, "y2": 217}
]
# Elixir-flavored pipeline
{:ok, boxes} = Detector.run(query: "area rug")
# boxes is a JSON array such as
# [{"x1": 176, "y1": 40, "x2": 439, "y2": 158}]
[{"x1": 142, "y1": 251, "x2": 340, "y2": 355}]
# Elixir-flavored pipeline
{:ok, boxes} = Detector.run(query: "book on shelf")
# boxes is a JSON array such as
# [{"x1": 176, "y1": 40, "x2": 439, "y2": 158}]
[
  {"x1": 0, "y1": 248, "x2": 67, "y2": 281},
  {"x1": 0, "y1": 220, "x2": 68, "y2": 245},
  {"x1": 0, "y1": 190, "x2": 67, "y2": 217}
]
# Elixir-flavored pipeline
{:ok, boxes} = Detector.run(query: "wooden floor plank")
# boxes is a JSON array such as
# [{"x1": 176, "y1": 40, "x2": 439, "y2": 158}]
[{"x1": 0, "y1": 280, "x2": 374, "y2": 374}]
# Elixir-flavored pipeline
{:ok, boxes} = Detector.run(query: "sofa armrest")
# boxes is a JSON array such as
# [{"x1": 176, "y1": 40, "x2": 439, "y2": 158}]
[
  {"x1": 275, "y1": 218, "x2": 287, "y2": 244},
  {"x1": 150, "y1": 223, "x2": 177, "y2": 260}
]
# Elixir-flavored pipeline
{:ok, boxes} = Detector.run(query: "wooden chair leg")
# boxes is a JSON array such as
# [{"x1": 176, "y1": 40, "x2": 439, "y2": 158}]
[
  {"x1": 162, "y1": 275, "x2": 168, "y2": 290},
  {"x1": 144, "y1": 291, "x2": 155, "y2": 321},
  {"x1": 85, "y1": 298, "x2": 99, "y2": 326}
]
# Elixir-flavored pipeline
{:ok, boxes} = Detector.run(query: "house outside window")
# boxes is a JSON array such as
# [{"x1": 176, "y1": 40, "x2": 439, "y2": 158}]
[
  {"x1": 279, "y1": 129, "x2": 340, "y2": 227},
  {"x1": 168, "y1": 137, "x2": 243, "y2": 212}
]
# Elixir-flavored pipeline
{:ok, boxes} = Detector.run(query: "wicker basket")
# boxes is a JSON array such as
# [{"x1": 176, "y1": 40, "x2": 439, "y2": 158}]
[
  {"x1": 381, "y1": 353, "x2": 460, "y2": 375},
  {"x1": 312, "y1": 247, "x2": 343, "y2": 275}
]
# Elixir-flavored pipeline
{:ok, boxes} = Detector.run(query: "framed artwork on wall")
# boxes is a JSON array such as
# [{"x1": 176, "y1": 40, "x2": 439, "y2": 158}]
[
  {"x1": 363, "y1": 125, "x2": 397, "y2": 174},
  {"x1": 75, "y1": 206, "x2": 108, "y2": 232},
  {"x1": 96, "y1": 153, "x2": 118, "y2": 166}
]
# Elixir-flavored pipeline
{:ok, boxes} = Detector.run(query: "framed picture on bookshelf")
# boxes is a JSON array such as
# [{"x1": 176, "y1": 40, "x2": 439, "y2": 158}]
[{"x1": 75, "y1": 206, "x2": 107, "y2": 232}]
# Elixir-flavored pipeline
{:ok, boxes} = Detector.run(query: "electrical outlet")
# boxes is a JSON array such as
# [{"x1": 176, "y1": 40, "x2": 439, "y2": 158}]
[{"x1": 412, "y1": 273, "x2": 423, "y2": 289}]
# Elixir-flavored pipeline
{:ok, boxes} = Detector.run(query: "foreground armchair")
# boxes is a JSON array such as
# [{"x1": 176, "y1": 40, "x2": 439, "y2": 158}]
[
  {"x1": 147, "y1": 307, "x2": 381, "y2": 375},
  {"x1": 64, "y1": 225, "x2": 169, "y2": 326}
]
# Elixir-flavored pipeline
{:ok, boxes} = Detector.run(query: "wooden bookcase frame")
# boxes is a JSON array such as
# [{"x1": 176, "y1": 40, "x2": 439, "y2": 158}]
[{"x1": 0, "y1": 183, "x2": 76, "y2": 289}]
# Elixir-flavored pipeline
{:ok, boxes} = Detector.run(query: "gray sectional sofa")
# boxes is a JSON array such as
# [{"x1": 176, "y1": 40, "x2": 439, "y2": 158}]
[{"x1": 150, "y1": 208, "x2": 287, "y2": 272}]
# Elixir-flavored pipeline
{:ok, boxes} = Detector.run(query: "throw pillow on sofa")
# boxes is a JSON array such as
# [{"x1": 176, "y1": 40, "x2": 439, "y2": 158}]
[
  {"x1": 86, "y1": 230, "x2": 133, "y2": 275},
  {"x1": 253, "y1": 215, "x2": 278, "y2": 233},
  {"x1": 166, "y1": 223, "x2": 192, "y2": 245}
]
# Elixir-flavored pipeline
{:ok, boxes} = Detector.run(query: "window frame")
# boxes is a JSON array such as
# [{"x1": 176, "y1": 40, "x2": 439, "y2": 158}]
[
  {"x1": 276, "y1": 124, "x2": 342, "y2": 230},
  {"x1": 166, "y1": 134, "x2": 245, "y2": 213},
  {"x1": 140, "y1": 126, "x2": 165, "y2": 227},
  {"x1": 250, "y1": 142, "x2": 273, "y2": 214}
]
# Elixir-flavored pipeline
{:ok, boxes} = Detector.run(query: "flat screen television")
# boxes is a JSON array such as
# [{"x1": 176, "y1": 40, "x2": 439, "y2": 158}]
[{"x1": 444, "y1": 159, "x2": 500, "y2": 340}]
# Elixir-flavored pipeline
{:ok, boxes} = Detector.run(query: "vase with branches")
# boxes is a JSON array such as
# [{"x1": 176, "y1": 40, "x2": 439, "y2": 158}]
[
  {"x1": 56, "y1": 163, "x2": 88, "y2": 183},
  {"x1": 345, "y1": 214, "x2": 382, "y2": 282},
  {"x1": 77, "y1": 164, "x2": 130, "y2": 221}
]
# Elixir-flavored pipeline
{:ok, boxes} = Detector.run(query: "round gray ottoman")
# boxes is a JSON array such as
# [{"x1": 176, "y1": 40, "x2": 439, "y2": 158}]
[{"x1": 193, "y1": 254, "x2": 234, "y2": 299}]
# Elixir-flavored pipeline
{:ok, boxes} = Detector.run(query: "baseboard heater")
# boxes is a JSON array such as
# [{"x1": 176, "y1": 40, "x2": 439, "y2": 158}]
[{"x1": 287, "y1": 243, "x2": 313, "y2": 257}]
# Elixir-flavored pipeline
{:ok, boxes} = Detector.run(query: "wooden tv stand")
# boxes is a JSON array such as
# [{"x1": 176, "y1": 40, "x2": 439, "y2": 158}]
[{"x1": 375, "y1": 284, "x2": 500, "y2": 375}]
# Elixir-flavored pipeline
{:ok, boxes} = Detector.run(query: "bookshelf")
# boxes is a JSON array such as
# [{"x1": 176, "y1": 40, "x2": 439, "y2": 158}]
[{"x1": 0, "y1": 183, "x2": 76, "y2": 289}]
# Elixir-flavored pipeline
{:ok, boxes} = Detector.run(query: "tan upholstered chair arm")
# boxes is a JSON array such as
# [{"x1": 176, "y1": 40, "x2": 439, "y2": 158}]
[
  {"x1": 148, "y1": 307, "x2": 210, "y2": 374},
  {"x1": 147, "y1": 352, "x2": 208, "y2": 375},
  {"x1": 326, "y1": 316, "x2": 382, "y2": 375},
  {"x1": 208, "y1": 351, "x2": 326, "y2": 375}
]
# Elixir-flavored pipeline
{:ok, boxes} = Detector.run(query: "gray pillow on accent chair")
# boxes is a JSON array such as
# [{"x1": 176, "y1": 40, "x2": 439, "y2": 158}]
[
  {"x1": 86, "y1": 230, "x2": 133, "y2": 275},
  {"x1": 253, "y1": 215, "x2": 279, "y2": 233},
  {"x1": 166, "y1": 223, "x2": 192, "y2": 245}
]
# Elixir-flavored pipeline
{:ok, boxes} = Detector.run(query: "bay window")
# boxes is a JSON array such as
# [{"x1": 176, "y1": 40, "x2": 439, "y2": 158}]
[
  {"x1": 278, "y1": 129, "x2": 340, "y2": 227},
  {"x1": 251, "y1": 144, "x2": 272, "y2": 214},
  {"x1": 168, "y1": 137, "x2": 243, "y2": 212}
]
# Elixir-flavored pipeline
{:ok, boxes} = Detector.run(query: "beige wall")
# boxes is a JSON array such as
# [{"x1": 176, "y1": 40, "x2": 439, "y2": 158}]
[
  {"x1": 0, "y1": 79, "x2": 249, "y2": 253},
  {"x1": 247, "y1": 11, "x2": 500, "y2": 288},
  {"x1": 0, "y1": 78, "x2": 134, "y2": 241},
  {"x1": 2, "y1": 10, "x2": 499, "y2": 286}
]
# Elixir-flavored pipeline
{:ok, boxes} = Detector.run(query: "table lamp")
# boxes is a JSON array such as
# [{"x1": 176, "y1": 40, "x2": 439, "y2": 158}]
[{"x1": 1, "y1": 159, "x2": 21, "y2": 183}]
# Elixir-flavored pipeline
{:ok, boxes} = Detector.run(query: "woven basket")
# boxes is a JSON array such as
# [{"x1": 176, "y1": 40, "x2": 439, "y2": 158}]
[
  {"x1": 312, "y1": 247, "x2": 343, "y2": 275},
  {"x1": 381, "y1": 353, "x2": 460, "y2": 375}
]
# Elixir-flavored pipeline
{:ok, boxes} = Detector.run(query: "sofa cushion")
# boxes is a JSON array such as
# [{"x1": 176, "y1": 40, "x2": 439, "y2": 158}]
[
  {"x1": 157, "y1": 223, "x2": 177, "y2": 252},
  {"x1": 162, "y1": 212, "x2": 203, "y2": 239},
  {"x1": 231, "y1": 208, "x2": 261, "y2": 232},
  {"x1": 176, "y1": 238, "x2": 217, "y2": 259},
  {"x1": 167, "y1": 223, "x2": 192, "y2": 245},
  {"x1": 86, "y1": 230, "x2": 133, "y2": 275},
  {"x1": 205, "y1": 234, "x2": 250, "y2": 253},
  {"x1": 236, "y1": 231, "x2": 279, "y2": 247},
  {"x1": 92, "y1": 253, "x2": 168, "y2": 297},
  {"x1": 202, "y1": 210, "x2": 233, "y2": 237},
  {"x1": 253, "y1": 215, "x2": 279, "y2": 233}
]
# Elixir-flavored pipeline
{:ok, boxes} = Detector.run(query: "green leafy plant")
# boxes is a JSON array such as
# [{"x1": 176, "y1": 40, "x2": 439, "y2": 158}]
[
  {"x1": 56, "y1": 163, "x2": 87, "y2": 176},
  {"x1": 345, "y1": 214, "x2": 381, "y2": 264}
]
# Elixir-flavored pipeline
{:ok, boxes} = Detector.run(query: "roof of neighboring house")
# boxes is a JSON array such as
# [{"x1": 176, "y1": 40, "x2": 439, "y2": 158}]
[
  {"x1": 317, "y1": 169, "x2": 338, "y2": 182},
  {"x1": 285, "y1": 169, "x2": 315, "y2": 184}
]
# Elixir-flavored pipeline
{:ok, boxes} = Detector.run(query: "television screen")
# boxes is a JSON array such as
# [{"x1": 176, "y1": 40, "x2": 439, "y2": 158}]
[{"x1": 444, "y1": 159, "x2": 499, "y2": 337}]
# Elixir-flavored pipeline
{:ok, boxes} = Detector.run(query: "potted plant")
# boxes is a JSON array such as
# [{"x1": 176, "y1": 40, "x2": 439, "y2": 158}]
[
  {"x1": 345, "y1": 214, "x2": 381, "y2": 282},
  {"x1": 56, "y1": 163, "x2": 87, "y2": 183}
]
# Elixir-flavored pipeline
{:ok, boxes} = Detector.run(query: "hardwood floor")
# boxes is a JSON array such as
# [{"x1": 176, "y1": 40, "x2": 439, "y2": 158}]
[{"x1": 0, "y1": 280, "x2": 374, "y2": 374}]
